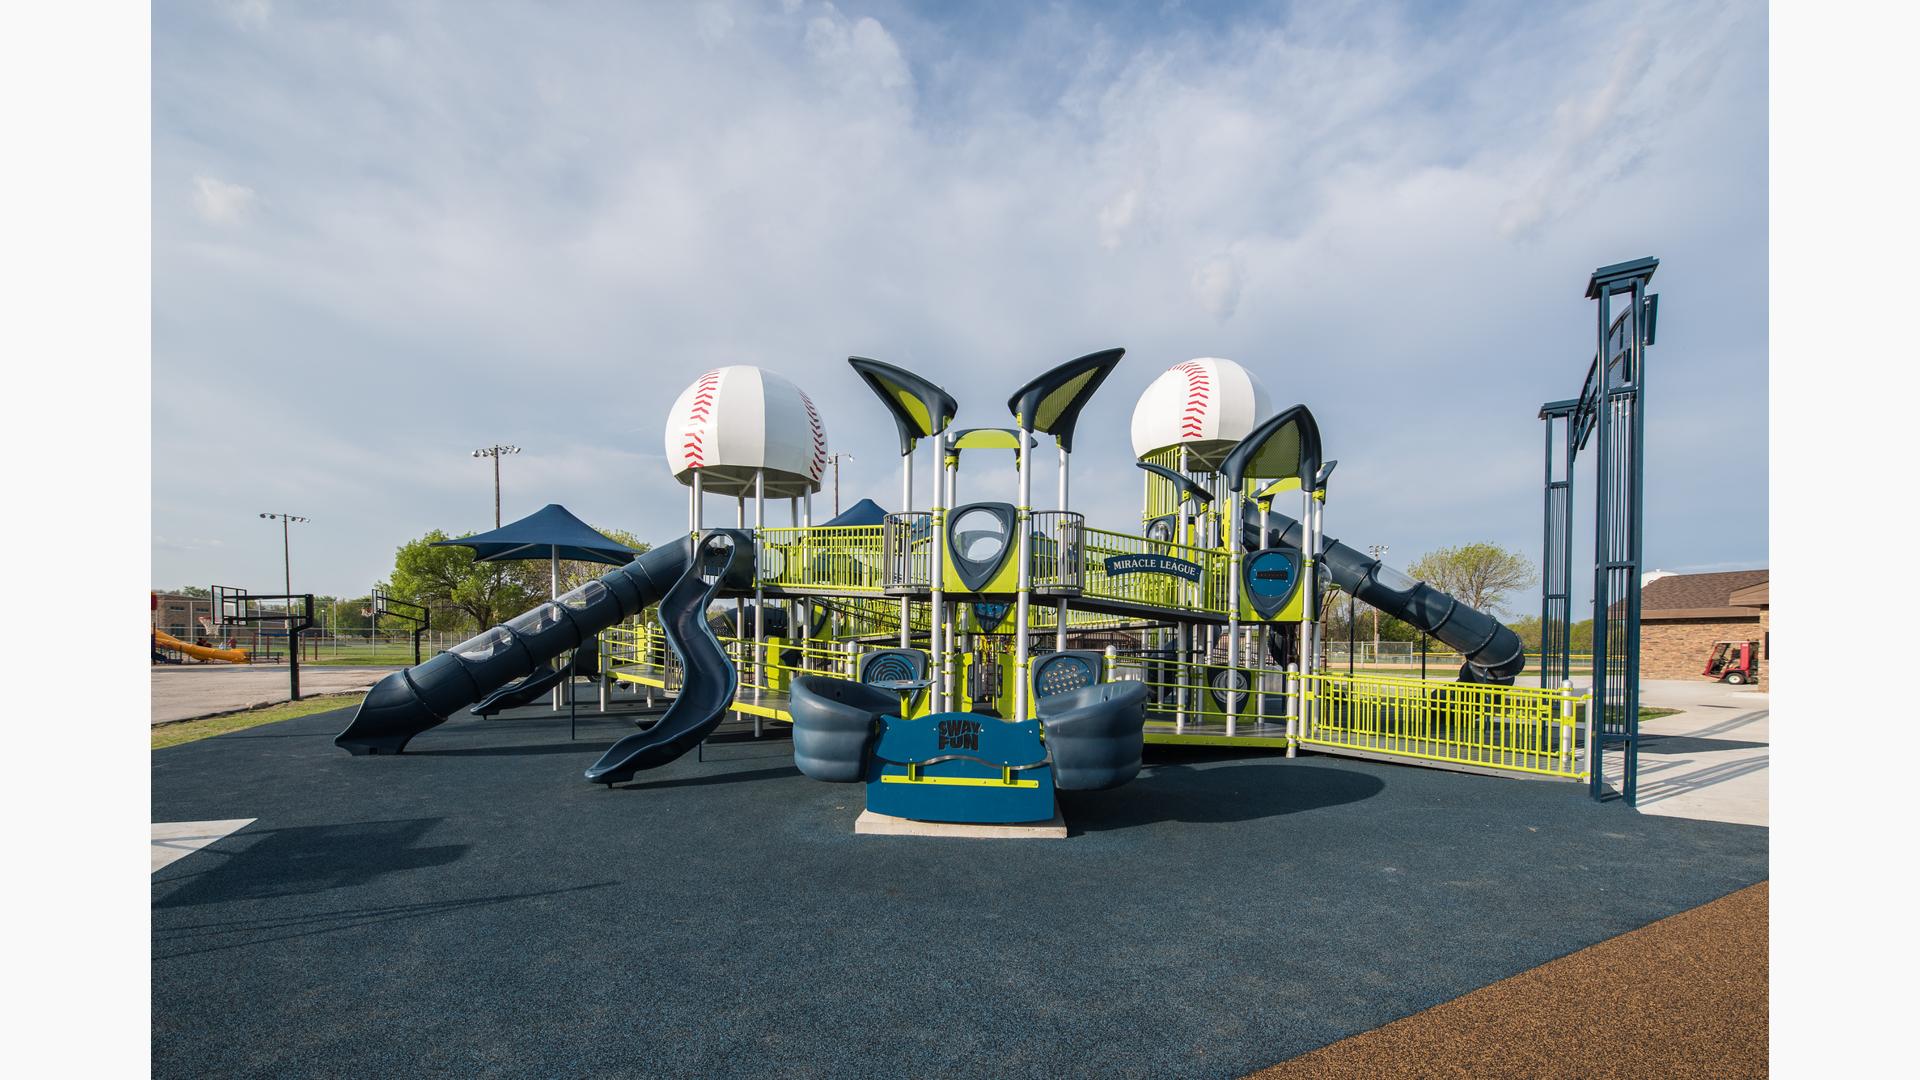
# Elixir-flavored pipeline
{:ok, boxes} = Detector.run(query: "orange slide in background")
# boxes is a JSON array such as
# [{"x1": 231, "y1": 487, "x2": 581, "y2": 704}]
[{"x1": 154, "y1": 629, "x2": 251, "y2": 664}]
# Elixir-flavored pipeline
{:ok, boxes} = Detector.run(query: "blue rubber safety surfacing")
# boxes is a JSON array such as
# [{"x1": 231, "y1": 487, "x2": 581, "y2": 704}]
[{"x1": 153, "y1": 703, "x2": 1767, "y2": 1080}]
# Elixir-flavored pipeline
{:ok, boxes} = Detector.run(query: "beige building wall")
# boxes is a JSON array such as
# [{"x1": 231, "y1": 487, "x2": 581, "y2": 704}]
[{"x1": 1641, "y1": 616, "x2": 1767, "y2": 689}]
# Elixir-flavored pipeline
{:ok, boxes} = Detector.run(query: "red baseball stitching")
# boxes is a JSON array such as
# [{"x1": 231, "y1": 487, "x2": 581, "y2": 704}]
[
  {"x1": 1174, "y1": 361, "x2": 1210, "y2": 439},
  {"x1": 682, "y1": 370, "x2": 721, "y2": 469},
  {"x1": 800, "y1": 391, "x2": 827, "y2": 480}
]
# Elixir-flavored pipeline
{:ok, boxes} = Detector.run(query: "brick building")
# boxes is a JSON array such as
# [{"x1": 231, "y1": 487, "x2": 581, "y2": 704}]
[
  {"x1": 152, "y1": 592, "x2": 215, "y2": 638},
  {"x1": 1636, "y1": 569, "x2": 1769, "y2": 689}
]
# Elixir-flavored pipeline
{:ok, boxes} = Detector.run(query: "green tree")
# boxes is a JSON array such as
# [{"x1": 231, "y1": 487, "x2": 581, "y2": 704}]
[
  {"x1": 387, "y1": 530, "x2": 539, "y2": 633},
  {"x1": 546, "y1": 527, "x2": 651, "y2": 594},
  {"x1": 1407, "y1": 542, "x2": 1539, "y2": 617},
  {"x1": 384, "y1": 527, "x2": 651, "y2": 634}
]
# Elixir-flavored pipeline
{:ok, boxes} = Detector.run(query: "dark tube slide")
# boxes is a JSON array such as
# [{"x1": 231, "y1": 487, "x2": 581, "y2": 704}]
[
  {"x1": 584, "y1": 530, "x2": 754, "y2": 785},
  {"x1": 334, "y1": 538, "x2": 698, "y2": 755},
  {"x1": 1258, "y1": 511, "x2": 1527, "y2": 685}
]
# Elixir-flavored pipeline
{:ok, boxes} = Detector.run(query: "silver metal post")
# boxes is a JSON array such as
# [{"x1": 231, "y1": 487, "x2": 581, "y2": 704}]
[
  {"x1": 1175, "y1": 621, "x2": 1189, "y2": 733},
  {"x1": 754, "y1": 471, "x2": 766, "y2": 710},
  {"x1": 550, "y1": 549, "x2": 562, "y2": 710},
  {"x1": 901, "y1": 449, "x2": 913, "y2": 649},
  {"x1": 1285, "y1": 662, "x2": 1300, "y2": 757},
  {"x1": 1226, "y1": 487, "x2": 1243, "y2": 736},
  {"x1": 928, "y1": 435, "x2": 945, "y2": 712},
  {"x1": 1013, "y1": 424, "x2": 1033, "y2": 723}
]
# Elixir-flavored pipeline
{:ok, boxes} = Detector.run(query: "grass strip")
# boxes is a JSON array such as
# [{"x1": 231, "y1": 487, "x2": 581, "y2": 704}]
[{"x1": 152, "y1": 693, "x2": 365, "y2": 750}]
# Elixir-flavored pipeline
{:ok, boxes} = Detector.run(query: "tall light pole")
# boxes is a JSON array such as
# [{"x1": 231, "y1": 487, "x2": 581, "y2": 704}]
[
  {"x1": 826, "y1": 451, "x2": 854, "y2": 516},
  {"x1": 258, "y1": 512, "x2": 309, "y2": 596},
  {"x1": 471, "y1": 444, "x2": 521, "y2": 527},
  {"x1": 1367, "y1": 544, "x2": 1388, "y2": 662}
]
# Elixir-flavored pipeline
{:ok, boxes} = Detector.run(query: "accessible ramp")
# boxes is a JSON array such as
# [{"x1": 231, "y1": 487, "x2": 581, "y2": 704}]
[
  {"x1": 334, "y1": 538, "x2": 698, "y2": 755},
  {"x1": 1257, "y1": 510, "x2": 1527, "y2": 684},
  {"x1": 584, "y1": 530, "x2": 754, "y2": 785}
]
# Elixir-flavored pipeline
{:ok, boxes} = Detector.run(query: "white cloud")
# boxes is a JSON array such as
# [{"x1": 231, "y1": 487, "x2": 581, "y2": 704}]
[
  {"x1": 804, "y1": 6, "x2": 913, "y2": 100},
  {"x1": 695, "y1": 2, "x2": 735, "y2": 46},
  {"x1": 228, "y1": 0, "x2": 270, "y2": 29},
  {"x1": 1098, "y1": 186, "x2": 1140, "y2": 250},
  {"x1": 1190, "y1": 251, "x2": 1244, "y2": 322},
  {"x1": 191, "y1": 175, "x2": 257, "y2": 225},
  {"x1": 150, "y1": 1, "x2": 1767, "y2": 595}
]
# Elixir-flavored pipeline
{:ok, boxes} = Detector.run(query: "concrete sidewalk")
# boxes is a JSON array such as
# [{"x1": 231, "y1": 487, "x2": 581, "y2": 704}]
[
  {"x1": 1604, "y1": 679, "x2": 1769, "y2": 827},
  {"x1": 150, "y1": 665, "x2": 396, "y2": 725}
]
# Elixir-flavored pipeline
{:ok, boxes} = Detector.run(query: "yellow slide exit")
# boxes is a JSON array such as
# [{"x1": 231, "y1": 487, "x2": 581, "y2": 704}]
[{"x1": 154, "y1": 629, "x2": 251, "y2": 664}]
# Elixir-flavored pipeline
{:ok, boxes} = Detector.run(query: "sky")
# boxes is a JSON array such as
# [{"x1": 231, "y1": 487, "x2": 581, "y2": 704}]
[{"x1": 151, "y1": 0, "x2": 1767, "y2": 609}]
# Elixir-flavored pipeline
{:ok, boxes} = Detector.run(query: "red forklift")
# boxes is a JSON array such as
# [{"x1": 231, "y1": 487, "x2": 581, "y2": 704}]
[{"x1": 1702, "y1": 640, "x2": 1761, "y2": 685}]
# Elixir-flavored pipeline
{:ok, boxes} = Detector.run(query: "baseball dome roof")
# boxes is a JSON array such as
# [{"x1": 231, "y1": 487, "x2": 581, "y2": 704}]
[
  {"x1": 664, "y1": 366, "x2": 828, "y2": 498},
  {"x1": 1129, "y1": 357, "x2": 1273, "y2": 472}
]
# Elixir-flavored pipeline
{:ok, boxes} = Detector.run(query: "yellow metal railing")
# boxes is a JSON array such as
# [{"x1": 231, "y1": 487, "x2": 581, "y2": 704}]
[
  {"x1": 754, "y1": 525, "x2": 887, "y2": 593},
  {"x1": 615, "y1": 617, "x2": 1588, "y2": 778},
  {"x1": 1107, "y1": 652, "x2": 1589, "y2": 779},
  {"x1": 721, "y1": 634, "x2": 859, "y2": 695},
  {"x1": 1028, "y1": 511, "x2": 1085, "y2": 593},
  {"x1": 1079, "y1": 526, "x2": 1230, "y2": 614},
  {"x1": 1107, "y1": 652, "x2": 1291, "y2": 729},
  {"x1": 1140, "y1": 446, "x2": 1186, "y2": 522},
  {"x1": 1298, "y1": 671, "x2": 1588, "y2": 779},
  {"x1": 882, "y1": 513, "x2": 933, "y2": 591}
]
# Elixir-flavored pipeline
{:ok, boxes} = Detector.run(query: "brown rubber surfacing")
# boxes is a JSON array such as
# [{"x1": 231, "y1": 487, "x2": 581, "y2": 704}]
[{"x1": 1252, "y1": 881, "x2": 1768, "y2": 1079}]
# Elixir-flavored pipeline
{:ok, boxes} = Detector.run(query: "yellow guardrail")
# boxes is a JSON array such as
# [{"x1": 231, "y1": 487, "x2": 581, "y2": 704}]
[
  {"x1": 1106, "y1": 653, "x2": 1589, "y2": 779},
  {"x1": 1298, "y1": 671, "x2": 1587, "y2": 779},
  {"x1": 1079, "y1": 526, "x2": 1230, "y2": 614},
  {"x1": 613, "y1": 618, "x2": 1589, "y2": 779},
  {"x1": 755, "y1": 526, "x2": 888, "y2": 593}
]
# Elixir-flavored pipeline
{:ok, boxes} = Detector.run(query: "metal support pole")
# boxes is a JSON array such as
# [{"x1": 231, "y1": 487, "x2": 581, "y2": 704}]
[
  {"x1": 901, "y1": 449, "x2": 913, "y2": 649},
  {"x1": 754, "y1": 470, "x2": 766, "y2": 712},
  {"x1": 1175, "y1": 621, "x2": 1189, "y2": 733},
  {"x1": 1282, "y1": 662, "x2": 1299, "y2": 756},
  {"x1": 1226, "y1": 487, "x2": 1243, "y2": 737},
  {"x1": 735, "y1": 494, "x2": 746, "y2": 693},
  {"x1": 1056, "y1": 442, "x2": 1069, "y2": 653},
  {"x1": 551, "y1": 549, "x2": 563, "y2": 710},
  {"x1": 1013, "y1": 424, "x2": 1033, "y2": 723},
  {"x1": 928, "y1": 436, "x2": 945, "y2": 712},
  {"x1": 288, "y1": 606, "x2": 301, "y2": 701}
]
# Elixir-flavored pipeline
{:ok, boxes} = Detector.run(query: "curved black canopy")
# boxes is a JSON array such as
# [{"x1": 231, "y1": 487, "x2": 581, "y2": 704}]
[
  {"x1": 848, "y1": 357, "x2": 959, "y2": 456},
  {"x1": 1221, "y1": 405, "x2": 1323, "y2": 493},
  {"x1": 432, "y1": 504, "x2": 639, "y2": 566},
  {"x1": 1005, "y1": 347, "x2": 1124, "y2": 452}
]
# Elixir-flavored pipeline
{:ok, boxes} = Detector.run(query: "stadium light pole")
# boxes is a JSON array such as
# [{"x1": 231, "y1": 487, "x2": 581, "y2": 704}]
[
  {"x1": 258, "y1": 513, "x2": 309, "y2": 596},
  {"x1": 826, "y1": 451, "x2": 854, "y2": 516},
  {"x1": 471, "y1": 444, "x2": 521, "y2": 526},
  {"x1": 1367, "y1": 543, "x2": 1389, "y2": 663}
]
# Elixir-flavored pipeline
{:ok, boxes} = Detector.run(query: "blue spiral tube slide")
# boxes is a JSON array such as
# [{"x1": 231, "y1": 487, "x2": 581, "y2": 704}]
[
  {"x1": 334, "y1": 535, "x2": 724, "y2": 755},
  {"x1": 1258, "y1": 511, "x2": 1527, "y2": 684}
]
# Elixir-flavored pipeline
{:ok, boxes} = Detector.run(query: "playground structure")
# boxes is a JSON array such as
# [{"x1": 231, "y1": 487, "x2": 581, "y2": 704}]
[{"x1": 334, "y1": 258, "x2": 1677, "y2": 826}]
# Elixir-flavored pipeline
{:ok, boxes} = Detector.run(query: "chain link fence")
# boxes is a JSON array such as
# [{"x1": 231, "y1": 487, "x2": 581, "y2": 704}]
[{"x1": 152, "y1": 626, "x2": 467, "y2": 666}]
